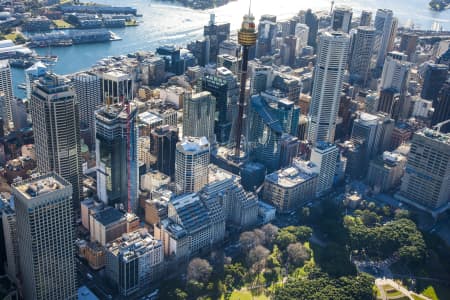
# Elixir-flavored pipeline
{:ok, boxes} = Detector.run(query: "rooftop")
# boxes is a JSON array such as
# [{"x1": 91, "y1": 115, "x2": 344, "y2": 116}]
[
  {"x1": 418, "y1": 128, "x2": 450, "y2": 145},
  {"x1": 178, "y1": 136, "x2": 210, "y2": 153},
  {"x1": 93, "y1": 207, "x2": 125, "y2": 226},
  {"x1": 107, "y1": 229, "x2": 162, "y2": 259},
  {"x1": 14, "y1": 174, "x2": 66, "y2": 199},
  {"x1": 266, "y1": 164, "x2": 317, "y2": 188}
]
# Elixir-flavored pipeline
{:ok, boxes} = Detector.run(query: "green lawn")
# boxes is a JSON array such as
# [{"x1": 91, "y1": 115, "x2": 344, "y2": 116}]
[{"x1": 230, "y1": 290, "x2": 269, "y2": 300}]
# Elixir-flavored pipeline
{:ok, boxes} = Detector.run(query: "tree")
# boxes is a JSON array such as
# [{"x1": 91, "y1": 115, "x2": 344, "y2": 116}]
[
  {"x1": 287, "y1": 243, "x2": 311, "y2": 267},
  {"x1": 248, "y1": 245, "x2": 270, "y2": 274},
  {"x1": 187, "y1": 258, "x2": 213, "y2": 283},
  {"x1": 275, "y1": 231, "x2": 297, "y2": 250},
  {"x1": 261, "y1": 223, "x2": 279, "y2": 245},
  {"x1": 240, "y1": 231, "x2": 261, "y2": 253},
  {"x1": 285, "y1": 226, "x2": 313, "y2": 243}
]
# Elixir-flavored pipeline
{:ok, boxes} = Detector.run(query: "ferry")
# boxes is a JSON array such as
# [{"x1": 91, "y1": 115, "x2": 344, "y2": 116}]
[{"x1": 17, "y1": 83, "x2": 27, "y2": 90}]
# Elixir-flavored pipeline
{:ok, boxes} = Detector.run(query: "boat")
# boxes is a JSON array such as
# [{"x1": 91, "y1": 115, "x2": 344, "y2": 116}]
[
  {"x1": 17, "y1": 83, "x2": 27, "y2": 90},
  {"x1": 35, "y1": 55, "x2": 59, "y2": 63}
]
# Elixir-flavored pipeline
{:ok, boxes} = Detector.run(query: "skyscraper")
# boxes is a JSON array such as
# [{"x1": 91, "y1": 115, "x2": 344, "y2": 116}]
[
  {"x1": 308, "y1": 32, "x2": 349, "y2": 144},
  {"x1": 182, "y1": 91, "x2": 216, "y2": 143},
  {"x1": 398, "y1": 129, "x2": 450, "y2": 212},
  {"x1": 99, "y1": 69, "x2": 133, "y2": 104},
  {"x1": 349, "y1": 26, "x2": 376, "y2": 85},
  {"x1": 304, "y1": 9, "x2": 319, "y2": 50},
  {"x1": 13, "y1": 173, "x2": 77, "y2": 299},
  {"x1": 256, "y1": 15, "x2": 277, "y2": 57},
  {"x1": 359, "y1": 10, "x2": 372, "y2": 26},
  {"x1": 374, "y1": 9, "x2": 395, "y2": 68},
  {"x1": 432, "y1": 82, "x2": 450, "y2": 132},
  {"x1": 150, "y1": 125, "x2": 179, "y2": 179},
  {"x1": 201, "y1": 70, "x2": 237, "y2": 144},
  {"x1": 420, "y1": 63, "x2": 448, "y2": 101},
  {"x1": 73, "y1": 72, "x2": 101, "y2": 149},
  {"x1": 380, "y1": 52, "x2": 411, "y2": 92},
  {"x1": 175, "y1": 137, "x2": 210, "y2": 194},
  {"x1": 203, "y1": 14, "x2": 230, "y2": 64},
  {"x1": 399, "y1": 33, "x2": 418, "y2": 60},
  {"x1": 294, "y1": 23, "x2": 309, "y2": 56},
  {"x1": 31, "y1": 72, "x2": 82, "y2": 208},
  {"x1": 95, "y1": 103, "x2": 138, "y2": 212},
  {"x1": 0, "y1": 60, "x2": 14, "y2": 130},
  {"x1": 331, "y1": 6, "x2": 353, "y2": 33},
  {"x1": 351, "y1": 112, "x2": 382, "y2": 160}
]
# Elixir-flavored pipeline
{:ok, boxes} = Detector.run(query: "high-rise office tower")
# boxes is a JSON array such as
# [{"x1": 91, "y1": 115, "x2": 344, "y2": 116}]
[
  {"x1": 234, "y1": 10, "x2": 257, "y2": 159},
  {"x1": 280, "y1": 35, "x2": 298, "y2": 67},
  {"x1": 248, "y1": 96, "x2": 285, "y2": 172},
  {"x1": 203, "y1": 14, "x2": 230, "y2": 64},
  {"x1": 182, "y1": 91, "x2": 216, "y2": 143},
  {"x1": 310, "y1": 142, "x2": 339, "y2": 196},
  {"x1": 308, "y1": 32, "x2": 349, "y2": 144},
  {"x1": 304, "y1": 9, "x2": 319, "y2": 50},
  {"x1": 351, "y1": 112, "x2": 382, "y2": 159},
  {"x1": 95, "y1": 103, "x2": 138, "y2": 212},
  {"x1": 420, "y1": 63, "x2": 448, "y2": 101},
  {"x1": 202, "y1": 70, "x2": 237, "y2": 144},
  {"x1": 331, "y1": 6, "x2": 353, "y2": 33},
  {"x1": 150, "y1": 125, "x2": 178, "y2": 179},
  {"x1": 13, "y1": 173, "x2": 77, "y2": 299},
  {"x1": 349, "y1": 26, "x2": 376, "y2": 85},
  {"x1": 359, "y1": 10, "x2": 372, "y2": 26},
  {"x1": 73, "y1": 72, "x2": 101, "y2": 150},
  {"x1": 99, "y1": 69, "x2": 133, "y2": 104},
  {"x1": 294, "y1": 23, "x2": 309, "y2": 56},
  {"x1": 374, "y1": 9, "x2": 395, "y2": 68},
  {"x1": 432, "y1": 82, "x2": 450, "y2": 132},
  {"x1": 400, "y1": 33, "x2": 418, "y2": 60},
  {"x1": 0, "y1": 60, "x2": 14, "y2": 130},
  {"x1": 398, "y1": 129, "x2": 450, "y2": 211},
  {"x1": 256, "y1": 15, "x2": 277, "y2": 57},
  {"x1": 175, "y1": 136, "x2": 210, "y2": 194},
  {"x1": 31, "y1": 73, "x2": 82, "y2": 208},
  {"x1": 380, "y1": 52, "x2": 411, "y2": 92}
]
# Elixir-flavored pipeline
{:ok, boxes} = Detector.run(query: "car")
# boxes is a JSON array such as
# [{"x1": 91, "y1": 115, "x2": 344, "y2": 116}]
[{"x1": 87, "y1": 273, "x2": 93, "y2": 280}]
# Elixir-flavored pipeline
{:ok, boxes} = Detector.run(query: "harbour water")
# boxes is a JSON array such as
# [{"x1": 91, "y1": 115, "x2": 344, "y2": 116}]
[{"x1": 12, "y1": 0, "x2": 450, "y2": 98}]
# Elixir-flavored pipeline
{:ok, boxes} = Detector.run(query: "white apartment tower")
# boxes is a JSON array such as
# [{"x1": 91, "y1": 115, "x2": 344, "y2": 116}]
[
  {"x1": 182, "y1": 91, "x2": 216, "y2": 143},
  {"x1": 13, "y1": 173, "x2": 77, "y2": 300},
  {"x1": 31, "y1": 73, "x2": 82, "y2": 208},
  {"x1": 310, "y1": 142, "x2": 339, "y2": 196},
  {"x1": 308, "y1": 32, "x2": 349, "y2": 144},
  {"x1": 175, "y1": 137, "x2": 210, "y2": 194}
]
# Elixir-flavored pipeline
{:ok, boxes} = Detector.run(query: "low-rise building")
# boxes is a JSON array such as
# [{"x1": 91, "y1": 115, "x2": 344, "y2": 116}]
[
  {"x1": 367, "y1": 151, "x2": 406, "y2": 193},
  {"x1": 90, "y1": 207, "x2": 127, "y2": 246},
  {"x1": 263, "y1": 159, "x2": 318, "y2": 213}
]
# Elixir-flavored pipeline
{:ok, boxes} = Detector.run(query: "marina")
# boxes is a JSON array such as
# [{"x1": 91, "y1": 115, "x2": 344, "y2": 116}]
[{"x1": 27, "y1": 29, "x2": 121, "y2": 48}]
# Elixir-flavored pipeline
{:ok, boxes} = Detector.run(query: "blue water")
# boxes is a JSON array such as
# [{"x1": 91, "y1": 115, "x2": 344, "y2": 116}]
[{"x1": 12, "y1": 0, "x2": 450, "y2": 98}]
